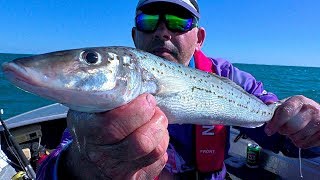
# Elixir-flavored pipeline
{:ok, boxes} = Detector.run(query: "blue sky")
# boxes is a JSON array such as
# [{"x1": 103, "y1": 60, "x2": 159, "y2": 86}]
[{"x1": 0, "y1": 0, "x2": 319, "y2": 67}]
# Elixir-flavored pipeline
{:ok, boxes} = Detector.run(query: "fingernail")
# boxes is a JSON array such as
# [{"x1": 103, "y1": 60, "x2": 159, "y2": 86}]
[
  {"x1": 146, "y1": 94, "x2": 152, "y2": 106},
  {"x1": 146, "y1": 94, "x2": 155, "y2": 106}
]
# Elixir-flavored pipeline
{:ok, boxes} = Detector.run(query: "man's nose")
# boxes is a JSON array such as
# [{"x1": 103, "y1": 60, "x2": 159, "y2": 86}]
[{"x1": 154, "y1": 22, "x2": 171, "y2": 41}]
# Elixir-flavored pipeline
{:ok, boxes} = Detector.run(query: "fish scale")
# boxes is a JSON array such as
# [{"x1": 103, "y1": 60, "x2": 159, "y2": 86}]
[{"x1": 2, "y1": 46, "x2": 278, "y2": 127}]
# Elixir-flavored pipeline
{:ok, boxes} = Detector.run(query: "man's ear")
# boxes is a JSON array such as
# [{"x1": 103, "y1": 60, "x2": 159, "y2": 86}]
[
  {"x1": 132, "y1": 27, "x2": 137, "y2": 47},
  {"x1": 196, "y1": 27, "x2": 206, "y2": 50}
]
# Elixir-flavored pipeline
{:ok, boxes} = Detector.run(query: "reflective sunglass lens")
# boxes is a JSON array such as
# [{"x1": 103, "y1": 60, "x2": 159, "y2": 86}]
[
  {"x1": 165, "y1": 14, "x2": 194, "y2": 32},
  {"x1": 136, "y1": 14, "x2": 159, "y2": 32}
]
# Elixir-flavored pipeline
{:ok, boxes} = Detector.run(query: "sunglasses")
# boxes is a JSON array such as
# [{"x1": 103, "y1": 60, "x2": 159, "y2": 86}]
[{"x1": 135, "y1": 13, "x2": 198, "y2": 33}]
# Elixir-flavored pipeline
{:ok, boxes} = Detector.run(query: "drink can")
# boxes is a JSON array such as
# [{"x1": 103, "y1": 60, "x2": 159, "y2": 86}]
[{"x1": 246, "y1": 143, "x2": 261, "y2": 168}]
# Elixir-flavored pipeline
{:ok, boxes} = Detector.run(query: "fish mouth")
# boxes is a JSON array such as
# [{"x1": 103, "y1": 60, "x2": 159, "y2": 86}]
[{"x1": 2, "y1": 62, "x2": 40, "y2": 87}]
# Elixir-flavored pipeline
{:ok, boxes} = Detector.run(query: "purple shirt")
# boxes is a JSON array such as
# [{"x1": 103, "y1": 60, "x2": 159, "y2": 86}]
[{"x1": 37, "y1": 57, "x2": 279, "y2": 179}]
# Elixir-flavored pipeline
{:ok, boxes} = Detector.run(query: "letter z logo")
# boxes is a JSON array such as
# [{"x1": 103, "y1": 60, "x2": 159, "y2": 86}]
[{"x1": 201, "y1": 125, "x2": 215, "y2": 136}]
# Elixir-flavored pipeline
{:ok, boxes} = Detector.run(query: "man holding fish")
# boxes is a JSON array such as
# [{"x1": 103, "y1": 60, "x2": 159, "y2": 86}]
[{"x1": 5, "y1": 0, "x2": 319, "y2": 179}]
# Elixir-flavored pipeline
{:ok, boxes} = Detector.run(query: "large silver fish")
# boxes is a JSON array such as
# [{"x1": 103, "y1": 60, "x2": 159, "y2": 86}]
[{"x1": 2, "y1": 46, "x2": 279, "y2": 127}]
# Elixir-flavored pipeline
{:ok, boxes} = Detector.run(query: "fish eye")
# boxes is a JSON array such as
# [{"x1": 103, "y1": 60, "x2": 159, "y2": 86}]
[{"x1": 80, "y1": 50, "x2": 101, "y2": 64}]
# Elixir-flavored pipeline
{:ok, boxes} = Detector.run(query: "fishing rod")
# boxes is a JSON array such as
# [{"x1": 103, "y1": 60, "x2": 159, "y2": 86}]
[{"x1": 0, "y1": 109, "x2": 36, "y2": 180}]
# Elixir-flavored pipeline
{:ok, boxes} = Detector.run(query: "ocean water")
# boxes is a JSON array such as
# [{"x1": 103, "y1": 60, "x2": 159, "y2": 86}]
[{"x1": 0, "y1": 53, "x2": 319, "y2": 119}]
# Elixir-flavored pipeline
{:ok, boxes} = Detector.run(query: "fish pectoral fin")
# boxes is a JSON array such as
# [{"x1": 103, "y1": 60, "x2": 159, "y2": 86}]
[{"x1": 157, "y1": 76, "x2": 188, "y2": 95}]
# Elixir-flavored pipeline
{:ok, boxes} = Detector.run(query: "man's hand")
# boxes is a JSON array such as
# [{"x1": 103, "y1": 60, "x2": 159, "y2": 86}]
[
  {"x1": 65, "y1": 94, "x2": 169, "y2": 179},
  {"x1": 265, "y1": 95, "x2": 320, "y2": 148}
]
